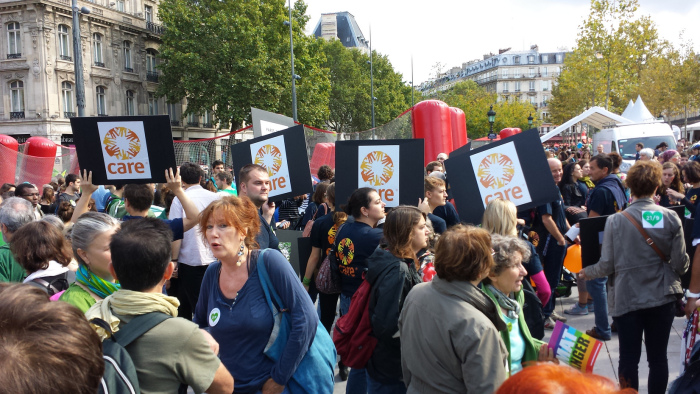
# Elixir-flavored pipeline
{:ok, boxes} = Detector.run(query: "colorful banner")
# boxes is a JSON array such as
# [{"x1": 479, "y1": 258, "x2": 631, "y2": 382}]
[{"x1": 548, "y1": 321, "x2": 602, "y2": 373}]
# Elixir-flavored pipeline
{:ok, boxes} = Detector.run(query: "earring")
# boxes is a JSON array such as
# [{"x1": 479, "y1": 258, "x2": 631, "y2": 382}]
[{"x1": 236, "y1": 242, "x2": 245, "y2": 266}]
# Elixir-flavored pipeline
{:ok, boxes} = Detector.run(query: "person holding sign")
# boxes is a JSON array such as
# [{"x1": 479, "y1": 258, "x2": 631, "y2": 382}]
[
  {"x1": 482, "y1": 234, "x2": 558, "y2": 375},
  {"x1": 579, "y1": 160, "x2": 688, "y2": 394}
]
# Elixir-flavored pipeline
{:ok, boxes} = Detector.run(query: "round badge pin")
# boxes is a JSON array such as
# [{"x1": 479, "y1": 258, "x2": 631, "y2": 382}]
[{"x1": 208, "y1": 307, "x2": 221, "y2": 327}]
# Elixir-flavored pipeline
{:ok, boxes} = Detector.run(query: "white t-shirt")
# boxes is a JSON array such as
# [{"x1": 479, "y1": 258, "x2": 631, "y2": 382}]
[{"x1": 169, "y1": 185, "x2": 221, "y2": 266}]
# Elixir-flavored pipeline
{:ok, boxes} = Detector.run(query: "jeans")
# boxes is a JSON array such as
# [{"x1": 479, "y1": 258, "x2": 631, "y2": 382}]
[
  {"x1": 367, "y1": 372, "x2": 406, "y2": 394},
  {"x1": 540, "y1": 238, "x2": 566, "y2": 318},
  {"x1": 341, "y1": 294, "x2": 367, "y2": 394},
  {"x1": 614, "y1": 301, "x2": 675, "y2": 394},
  {"x1": 586, "y1": 277, "x2": 611, "y2": 338}
]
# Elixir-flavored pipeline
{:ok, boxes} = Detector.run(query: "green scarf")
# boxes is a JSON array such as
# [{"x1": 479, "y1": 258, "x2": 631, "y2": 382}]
[
  {"x1": 76, "y1": 264, "x2": 120, "y2": 299},
  {"x1": 580, "y1": 176, "x2": 595, "y2": 189},
  {"x1": 487, "y1": 284, "x2": 520, "y2": 320}
]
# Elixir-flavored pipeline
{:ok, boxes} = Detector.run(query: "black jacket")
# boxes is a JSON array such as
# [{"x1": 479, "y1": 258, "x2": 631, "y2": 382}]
[{"x1": 365, "y1": 246, "x2": 422, "y2": 383}]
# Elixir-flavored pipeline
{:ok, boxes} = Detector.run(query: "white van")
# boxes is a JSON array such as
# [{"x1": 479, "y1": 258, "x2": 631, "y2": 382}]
[{"x1": 592, "y1": 122, "x2": 676, "y2": 172}]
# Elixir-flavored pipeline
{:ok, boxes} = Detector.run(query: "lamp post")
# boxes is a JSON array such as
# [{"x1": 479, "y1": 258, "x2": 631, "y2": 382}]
[
  {"x1": 285, "y1": 0, "x2": 298, "y2": 122},
  {"x1": 368, "y1": 27, "x2": 375, "y2": 139},
  {"x1": 487, "y1": 105, "x2": 496, "y2": 139},
  {"x1": 528, "y1": 113, "x2": 533, "y2": 129},
  {"x1": 71, "y1": 0, "x2": 90, "y2": 117}
]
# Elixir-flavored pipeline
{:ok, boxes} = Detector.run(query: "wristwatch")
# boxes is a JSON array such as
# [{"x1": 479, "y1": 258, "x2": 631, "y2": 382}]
[{"x1": 686, "y1": 289, "x2": 700, "y2": 299}]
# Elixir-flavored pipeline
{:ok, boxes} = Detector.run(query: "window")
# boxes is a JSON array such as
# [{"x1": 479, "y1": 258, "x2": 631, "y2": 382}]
[
  {"x1": 116, "y1": 0, "x2": 124, "y2": 12},
  {"x1": 515, "y1": 81, "x2": 520, "y2": 92},
  {"x1": 514, "y1": 56, "x2": 520, "y2": 64},
  {"x1": 148, "y1": 93, "x2": 158, "y2": 115},
  {"x1": 62, "y1": 82, "x2": 74, "y2": 116},
  {"x1": 96, "y1": 86, "x2": 106, "y2": 115},
  {"x1": 7, "y1": 22, "x2": 21, "y2": 57},
  {"x1": 167, "y1": 103, "x2": 177, "y2": 121},
  {"x1": 145, "y1": 5, "x2": 152, "y2": 22},
  {"x1": 58, "y1": 25, "x2": 71, "y2": 60},
  {"x1": 123, "y1": 41, "x2": 132, "y2": 71},
  {"x1": 502, "y1": 82, "x2": 509, "y2": 92},
  {"x1": 528, "y1": 55, "x2": 535, "y2": 64},
  {"x1": 542, "y1": 67, "x2": 548, "y2": 77},
  {"x1": 146, "y1": 49, "x2": 157, "y2": 73},
  {"x1": 10, "y1": 81, "x2": 24, "y2": 113},
  {"x1": 187, "y1": 112, "x2": 198, "y2": 127},
  {"x1": 529, "y1": 81, "x2": 535, "y2": 91},
  {"x1": 126, "y1": 90, "x2": 135, "y2": 115},
  {"x1": 542, "y1": 54, "x2": 548, "y2": 63},
  {"x1": 529, "y1": 68, "x2": 535, "y2": 77},
  {"x1": 530, "y1": 97, "x2": 537, "y2": 105},
  {"x1": 556, "y1": 54, "x2": 563, "y2": 63},
  {"x1": 501, "y1": 69, "x2": 509, "y2": 78},
  {"x1": 203, "y1": 110, "x2": 212, "y2": 127},
  {"x1": 541, "y1": 80, "x2": 549, "y2": 91},
  {"x1": 93, "y1": 33, "x2": 103, "y2": 66},
  {"x1": 543, "y1": 95, "x2": 549, "y2": 105}
]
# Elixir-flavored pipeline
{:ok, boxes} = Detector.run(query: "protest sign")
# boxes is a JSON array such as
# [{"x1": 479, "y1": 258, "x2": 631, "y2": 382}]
[
  {"x1": 579, "y1": 215, "x2": 609, "y2": 268},
  {"x1": 230, "y1": 124, "x2": 312, "y2": 201},
  {"x1": 335, "y1": 139, "x2": 424, "y2": 209},
  {"x1": 251, "y1": 107, "x2": 296, "y2": 138},
  {"x1": 548, "y1": 321, "x2": 603, "y2": 373},
  {"x1": 70, "y1": 115, "x2": 176, "y2": 184},
  {"x1": 444, "y1": 129, "x2": 559, "y2": 225}
]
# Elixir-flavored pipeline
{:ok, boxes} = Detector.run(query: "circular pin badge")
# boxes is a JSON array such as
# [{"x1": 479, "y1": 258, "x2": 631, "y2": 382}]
[{"x1": 208, "y1": 307, "x2": 221, "y2": 327}]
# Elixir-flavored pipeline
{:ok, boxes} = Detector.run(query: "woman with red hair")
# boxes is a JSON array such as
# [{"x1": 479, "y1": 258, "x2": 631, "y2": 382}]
[{"x1": 496, "y1": 363, "x2": 636, "y2": 394}]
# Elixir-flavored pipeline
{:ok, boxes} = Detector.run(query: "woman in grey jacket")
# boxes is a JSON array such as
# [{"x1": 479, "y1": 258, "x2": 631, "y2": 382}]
[
  {"x1": 580, "y1": 160, "x2": 689, "y2": 394},
  {"x1": 399, "y1": 225, "x2": 508, "y2": 393}
]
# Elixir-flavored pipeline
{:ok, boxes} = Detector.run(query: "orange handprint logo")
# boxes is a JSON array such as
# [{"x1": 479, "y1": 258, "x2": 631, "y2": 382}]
[
  {"x1": 254, "y1": 144, "x2": 283, "y2": 177},
  {"x1": 360, "y1": 151, "x2": 394, "y2": 186},
  {"x1": 477, "y1": 153, "x2": 515, "y2": 189},
  {"x1": 102, "y1": 127, "x2": 141, "y2": 160}
]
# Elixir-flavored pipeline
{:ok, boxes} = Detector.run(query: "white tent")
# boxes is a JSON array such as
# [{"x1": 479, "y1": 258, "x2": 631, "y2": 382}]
[
  {"x1": 623, "y1": 95, "x2": 656, "y2": 123},
  {"x1": 540, "y1": 106, "x2": 632, "y2": 143},
  {"x1": 685, "y1": 121, "x2": 700, "y2": 132},
  {"x1": 621, "y1": 99, "x2": 635, "y2": 119}
]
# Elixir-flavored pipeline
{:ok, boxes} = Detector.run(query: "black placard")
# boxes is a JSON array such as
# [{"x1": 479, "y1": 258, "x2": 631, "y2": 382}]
[
  {"x1": 447, "y1": 140, "x2": 472, "y2": 159},
  {"x1": 579, "y1": 215, "x2": 610, "y2": 268},
  {"x1": 70, "y1": 115, "x2": 176, "y2": 184},
  {"x1": 444, "y1": 129, "x2": 560, "y2": 225},
  {"x1": 230, "y1": 125, "x2": 312, "y2": 202},
  {"x1": 334, "y1": 139, "x2": 424, "y2": 210}
]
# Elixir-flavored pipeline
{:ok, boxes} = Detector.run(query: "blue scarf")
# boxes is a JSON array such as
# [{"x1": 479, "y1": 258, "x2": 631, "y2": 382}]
[{"x1": 595, "y1": 174, "x2": 627, "y2": 211}]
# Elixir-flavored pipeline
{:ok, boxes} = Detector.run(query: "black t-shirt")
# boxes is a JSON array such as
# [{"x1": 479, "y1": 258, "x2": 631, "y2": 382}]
[
  {"x1": 432, "y1": 202, "x2": 461, "y2": 228},
  {"x1": 335, "y1": 221, "x2": 383, "y2": 297},
  {"x1": 684, "y1": 187, "x2": 700, "y2": 217},
  {"x1": 587, "y1": 186, "x2": 619, "y2": 216},
  {"x1": 256, "y1": 213, "x2": 279, "y2": 250},
  {"x1": 523, "y1": 240, "x2": 543, "y2": 276},
  {"x1": 310, "y1": 211, "x2": 337, "y2": 260},
  {"x1": 532, "y1": 194, "x2": 567, "y2": 252}
]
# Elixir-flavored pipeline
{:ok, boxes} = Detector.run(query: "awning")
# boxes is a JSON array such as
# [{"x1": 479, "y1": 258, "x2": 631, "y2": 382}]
[
  {"x1": 540, "y1": 106, "x2": 632, "y2": 143},
  {"x1": 685, "y1": 121, "x2": 700, "y2": 132}
]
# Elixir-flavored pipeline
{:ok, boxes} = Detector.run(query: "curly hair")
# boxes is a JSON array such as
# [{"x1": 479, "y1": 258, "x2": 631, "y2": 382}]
[
  {"x1": 199, "y1": 195, "x2": 261, "y2": 250},
  {"x1": 482, "y1": 233, "x2": 531, "y2": 285}
]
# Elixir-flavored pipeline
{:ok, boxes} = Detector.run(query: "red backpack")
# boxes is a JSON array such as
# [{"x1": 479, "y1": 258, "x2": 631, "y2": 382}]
[{"x1": 332, "y1": 276, "x2": 377, "y2": 369}]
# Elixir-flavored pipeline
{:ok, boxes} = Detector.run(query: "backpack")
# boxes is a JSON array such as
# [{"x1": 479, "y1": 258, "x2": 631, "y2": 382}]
[
  {"x1": 302, "y1": 203, "x2": 328, "y2": 238},
  {"x1": 521, "y1": 279, "x2": 545, "y2": 340},
  {"x1": 332, "y1": 275, "x2": 377, "y2": 369},
  {"x1": 670, "y1": 340, "x2": 700, "y2": 394},
  {"x1": 90, "y1": 312, "x2": 174, "y2": 394},
  {"x1": 27, "y1": 271, "x2": 75, "y2": 296}
]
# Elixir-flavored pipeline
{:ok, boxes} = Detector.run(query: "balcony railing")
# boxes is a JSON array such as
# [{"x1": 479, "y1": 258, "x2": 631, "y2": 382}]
[
  {"x1": 10, "y1": 111, "x2": 25, "y2": 119},
  {"x1": 147, "y1": 21, "x2": 165, "y2": 35},
  {"x1": 124, "y1": 67, "x2": 134, "y2": 73},
  {"x1": 146, "y1": 72, "x2": 159, "y2": 82},
  {"x1": 203, "y1": 123, "x2": 213, "y2": 128},
  {"x1": 97, "y1": 114, "x2": 109, "y2": 117},
  {"x1": 7, "y1": 53, "x2": 21, "y2": 59},
  {"x1": 94, "y1": 61, "x2": 105, "y2": 67},
  {"x1": 187, "y1": 121, "x2": 199, "y2": 127},
  {"x1": 60, "y1": 55, "x2": 72, "y2": 61},
  {"x1": 64, "y1": 111, "x2": 76, "y2": 118},
  {"x1": 170, "y1": 120, "x2": 180, "y2": 126}
]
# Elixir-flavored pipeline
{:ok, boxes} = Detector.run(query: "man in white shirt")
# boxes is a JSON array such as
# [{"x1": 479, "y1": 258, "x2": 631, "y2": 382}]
[{"x1": 169, "y1": 162, "x2": 221, "y2": 320}]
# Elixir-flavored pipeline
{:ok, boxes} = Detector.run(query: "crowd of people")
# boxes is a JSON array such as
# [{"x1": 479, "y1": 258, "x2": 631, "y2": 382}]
[{"x1": 1, "y1": 141, "x2": 699, "y2": 394}]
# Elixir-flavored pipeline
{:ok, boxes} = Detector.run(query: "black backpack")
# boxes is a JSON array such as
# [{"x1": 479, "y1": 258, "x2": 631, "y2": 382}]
[
  {"x1": 670, "y1": 340, "x2": 700, "y2": 393},
  {"x1": 521, "y1": 279, "x2": 545, "y2": 340},
  {"x1": 27, "y1": 271, "x2": 75, "y2": 296},
  {"x1": 91, "y1": 312, "x2": 173, "y2": 394}
]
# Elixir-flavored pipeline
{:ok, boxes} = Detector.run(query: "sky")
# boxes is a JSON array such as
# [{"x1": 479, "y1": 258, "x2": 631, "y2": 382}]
[{"x1": 303, "y1": 0, "x2": 700, "y2": 86}]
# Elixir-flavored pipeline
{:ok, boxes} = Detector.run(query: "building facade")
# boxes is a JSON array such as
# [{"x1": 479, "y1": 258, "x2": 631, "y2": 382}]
[
  {"x1": 0, "y1": 0, "x2": 226, "y2": 146},
  {"x1": 312, "y1": 11, "x2": 369, "y2": 53},
  {"x1": 418, "y1": 45, "x2": 570, "y2": 135}
]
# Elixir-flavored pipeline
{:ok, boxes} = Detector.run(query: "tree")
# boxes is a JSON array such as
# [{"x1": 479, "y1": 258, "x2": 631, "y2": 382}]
[
  {"x1": 156, "y1": 0, "x2": 329, "y2": 129},
  {"x1": 550, "y1": 0, "x2": 668, "y2": 123}
]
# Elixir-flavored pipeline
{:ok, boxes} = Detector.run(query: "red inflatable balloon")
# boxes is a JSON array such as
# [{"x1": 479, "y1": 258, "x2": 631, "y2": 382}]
[
  {"x1": 412, "y1": 100, "x2": 453, "y2": 166},
  {"x1": 449, "y1": 107, "x2": 468, "y2": 149},
  {"x1": 309, "y1": 142, "x2": 335, "y2": 177},
  {"x1": 18, "y1": 136, "x2": 57, "y2": 187},
  {"x1": 499, "y1": 128, "x2": 522, "y2": 140},
  {"x1": 0, "y1": 135, "x2": 19, "y2": 185}
]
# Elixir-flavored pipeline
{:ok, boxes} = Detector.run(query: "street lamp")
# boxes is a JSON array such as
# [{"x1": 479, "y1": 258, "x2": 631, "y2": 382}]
[
  {"x1": 528, "y1": 113, "x2": 533, "y2": 129},
  {"x1": 285, "y1": 0, "x2": 298, "y2": 122},
  {"x1": 71, "y1": 1, "x2": 90, "y2": 117},
  {"x1": 487, "y1": 105, "x2": 496, "y2": 139},
  {"x1": 368, "y1": 27, "x2": 375, "y2": 139}
]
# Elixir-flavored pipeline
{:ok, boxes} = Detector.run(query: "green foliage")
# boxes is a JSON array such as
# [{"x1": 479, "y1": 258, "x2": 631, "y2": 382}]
[
  {"x1": 440, "y1": 81, "x2": 540, "y2": 139},
  {"x1": 156, "y1": 0, "x2": 329, "y2": 129}
]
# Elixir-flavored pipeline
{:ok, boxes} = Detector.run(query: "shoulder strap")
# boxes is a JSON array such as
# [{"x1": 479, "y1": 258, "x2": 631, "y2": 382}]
[
  {"x1": 620, "y1": 210, "x2": 668, "y2": 261},
  {"x1": 111, "y1": 312, "x2": 172, "y2": 347},
  {"x1": 256, "y1": 249, "x2": 286, "y2": 312}
]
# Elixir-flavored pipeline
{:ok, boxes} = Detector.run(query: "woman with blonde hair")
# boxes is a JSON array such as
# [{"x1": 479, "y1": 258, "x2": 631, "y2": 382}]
[{"x1": 482, "y1": 199, "x2": 550, "y2": 306}]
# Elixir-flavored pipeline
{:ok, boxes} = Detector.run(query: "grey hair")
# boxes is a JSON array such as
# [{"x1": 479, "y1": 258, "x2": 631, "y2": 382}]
[
  {"x1": 0, "y1": 197, "x2": 34, "y2": 233},
  {"x1": 488, "y1": 234, "x2": 531, "y2": 278},
  {"x1": 640, "y1": 148, "x2": 655, "y2": 160},
  {"x1": 70, "y1": 212, "x2": 119, "y2": 265},
  {"x1": 40, "y1": 214, "x2": 65, "y2": 231}
]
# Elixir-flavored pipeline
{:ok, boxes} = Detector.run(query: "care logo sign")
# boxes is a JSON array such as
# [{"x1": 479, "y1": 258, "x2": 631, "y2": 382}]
[
  {"x1": 642, "y1": 211, "x2": 664, "y2": 228},
  {"x1": 469, "y1": 141, "x2": 531, "y2": 208},
  {"x1": 250, "y1": 135, "x2": 291, "y2": 197},
  {"x1": 97, "y1": 121, "x2": 152, "y2": 180},
  {"x1": 358, "y1": 145, "x2": 400, "y2": 207}
]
